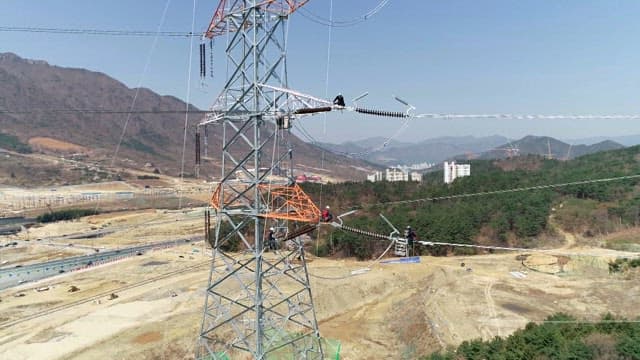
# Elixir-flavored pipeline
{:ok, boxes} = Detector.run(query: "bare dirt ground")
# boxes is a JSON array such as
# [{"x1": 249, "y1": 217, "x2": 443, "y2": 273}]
[
  {"x1": 0, "y1": 209, "x2": 205, "y2": 268},
  {"x1": 1, "y1": 240, "x2": 638, "y2": 360},
  {"x1": 27, "y1": 137, "x2": 88, "y2": 153},
  {"x1": 0, "y1": 209, "x2": 638, "y2": 359},
  {"x1": 0, "y1": 151, "x2": 211, "y2": 215}
]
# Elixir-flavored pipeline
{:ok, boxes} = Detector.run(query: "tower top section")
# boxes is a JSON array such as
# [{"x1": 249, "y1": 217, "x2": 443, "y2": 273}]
[{"x1": 205, "y1": 0, "x2": 310, "y2": 38}]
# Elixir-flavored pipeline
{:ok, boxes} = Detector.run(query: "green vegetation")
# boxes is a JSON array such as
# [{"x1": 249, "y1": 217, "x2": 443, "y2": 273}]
[
  {"x1": 0, "y1": 133, "x2": 32, "y2": 153},
  {"x1": 211, "y1": 216, "x2": 243, "y2": 252},
  {"x1": 37, "y1": 208, "x2": 100, "y2": 223},
  {"x1": 606, "y1": 236, "x2": 640, "y2": 252},
  {"x1": 137, "y1": 175, "x2": 160, "y2": 180},
  {"x1": 425, "y1": 313, "x2": 640, "y2": 360},
  {"x1": 122, "y1": 138, "x2": 156, "y2": 155},
  {"x1": 608, "y1": 258, "x2": 640, "y2": 273},
  {"x1": 303, "y1": 146, "x2": 640, "y2": 259}
]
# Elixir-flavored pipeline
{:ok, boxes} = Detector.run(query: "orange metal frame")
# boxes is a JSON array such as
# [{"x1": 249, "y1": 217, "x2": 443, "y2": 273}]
[{"x1": 211, "y1": 183, "x2": 320, "y2": 223}]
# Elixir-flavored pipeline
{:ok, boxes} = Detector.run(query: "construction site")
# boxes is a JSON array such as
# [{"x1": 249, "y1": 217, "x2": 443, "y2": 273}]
[
  {"x1": 1, "y1": 205, "x2": 638, "y2": 359},
  {"x1": 2, "y1": 1, "x2": 640, "y2": 359}
]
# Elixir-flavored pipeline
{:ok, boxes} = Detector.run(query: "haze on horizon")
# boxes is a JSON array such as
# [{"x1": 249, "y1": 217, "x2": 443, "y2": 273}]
[{"x1": 1, "y1": 0, "x2": 640, "y2": 143}]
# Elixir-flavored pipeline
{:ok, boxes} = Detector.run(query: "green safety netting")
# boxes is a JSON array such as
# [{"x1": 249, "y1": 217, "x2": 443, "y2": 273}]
[{"x1": 200, "y1": 335, "x2": 341, "y2": 360}]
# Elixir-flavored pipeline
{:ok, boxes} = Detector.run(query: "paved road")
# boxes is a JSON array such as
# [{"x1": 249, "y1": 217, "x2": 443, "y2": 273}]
[
  {"x1": 0, "y1": 237, "x2": 200, "y2": 290},
  {"x1": 0, "y1": 217, "x2": 36, "y2": 235}
]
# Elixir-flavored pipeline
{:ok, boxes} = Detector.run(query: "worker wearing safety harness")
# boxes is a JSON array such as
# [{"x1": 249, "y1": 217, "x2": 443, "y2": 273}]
[
  {"x1": 267, "y1": 227, "x2": 278, "y2": 251},
  {"x1": 321, "y1": 206, "x2": 333, "y2": 222},
  {"x1": 405, "y1": 225, "x2": 417, "y2": 256}
]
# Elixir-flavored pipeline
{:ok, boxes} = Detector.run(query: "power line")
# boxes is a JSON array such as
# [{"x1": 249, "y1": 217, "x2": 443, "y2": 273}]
[
  {"x1": 0, "y1": 109, "x2": 210, "y2": 115},
  {"x1": 298, "y1": 0, "x2": 391, "y2": 28},
  {"x1": 178, "y1": 0, "x2": 199, "y2": 210},
  {"x1": 415, "y1": 239, "x2": 639, "y2": 258},
  {"x1": 413, "y1": 113, "x2": 640, "y2": 120},
  {"x1": 0, "y1": 25, "x2": 200, "y2": 38},
  {"x1": 370, "y1": 174, "x2": 640, "y2": 208},
  {"x1": 331, "y1": 222, "x2": 639, "y2": 259},
  {"x1": 4, "y1": 106, "x2": 640, "y2": 119}
]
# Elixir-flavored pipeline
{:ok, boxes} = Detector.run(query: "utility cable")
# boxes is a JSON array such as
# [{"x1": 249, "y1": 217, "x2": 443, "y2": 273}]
[
  {"x1": 298, "y1": 0, "x2": 390, "y2": 28},
  {"x1": 178, "y1": 0, "x2": 198, "y2": 209},
  {"x1": 332, "y1": 223, "x2": 639, "y2": 259},
  {"x1": 109, "y1": 0, "x2": 173, "y2": 170},
  {"x1": 0, "y1": 109, "x2": 210, "y2": 114},
  {"x1": 315, "y1": 0, "x2": 334, "y2": 251},
  {"x1": 93, "y1": 0, "x2": 172, "y2": 222},
  {"x1": 413, "y1": 113, "x2": 640, "y2": 120},
  {"x1": 369, "y1": 174, "x2": 640, "y2": 208},
  {"x1": 0, "y1": 25, "x2": 200, "y2": 37},
  {"x1": 4, "y1": 108, "x2": 640, "y2": 119}
]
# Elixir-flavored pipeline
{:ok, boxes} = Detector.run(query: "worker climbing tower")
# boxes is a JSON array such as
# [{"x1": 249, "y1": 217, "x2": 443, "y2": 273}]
[{"x1": 196, "y1": 1, "x2": 325, "y2": 359}]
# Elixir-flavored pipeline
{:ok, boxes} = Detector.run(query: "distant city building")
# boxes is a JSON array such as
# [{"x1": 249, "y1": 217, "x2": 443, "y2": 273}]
[
  {"x1": 410, "y1": 172, "x2": 422, "y2": 182},
  {"x1": 386, "y1": 167, "x2": 408, "y2": 182},
  {"x1": 443, "y1": 161, "x2": 471, "y2": 184},
  {"x1": 367, "y1": 168, "x2": 422, "y2": 182},
  {"x1": 367, "y1": 171, "x2": 384, "y2": 182}
]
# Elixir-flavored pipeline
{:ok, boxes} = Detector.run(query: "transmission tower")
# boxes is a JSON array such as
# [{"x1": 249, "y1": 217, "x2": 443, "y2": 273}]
[{"x1": 196, "y1": 1, "x2": 327, "y2": 359}]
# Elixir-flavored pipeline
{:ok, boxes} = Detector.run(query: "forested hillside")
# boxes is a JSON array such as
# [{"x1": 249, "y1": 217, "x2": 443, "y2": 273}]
[
  {"x1": 425, "y1": 313, "x2": 640, "y2": 360},
  {"x1": 303, "y1": 146, "x2": 640, "y2": 259}
]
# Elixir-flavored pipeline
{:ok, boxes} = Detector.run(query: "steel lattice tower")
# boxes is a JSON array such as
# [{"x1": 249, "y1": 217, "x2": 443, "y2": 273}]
[{"x1": 196, "y1": 1, "x2": 325, "y2": 359}]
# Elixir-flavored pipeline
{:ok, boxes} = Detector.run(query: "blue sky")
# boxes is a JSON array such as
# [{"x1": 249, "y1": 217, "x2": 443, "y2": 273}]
[{"x1": 2, "y1": 0, "x2": 640, "y2": 143}]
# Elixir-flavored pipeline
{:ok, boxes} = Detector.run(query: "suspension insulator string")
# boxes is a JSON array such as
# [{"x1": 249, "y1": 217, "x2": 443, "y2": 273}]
[
  {"x1": 355, "y1": 107, "x2": 408, "y2": 118},
  {"x1": 209, "y1": 38, "x2": 214, "y2": 78},
  {"x1": 195, "y1": 131, "x2": 201, "y2": 165},
  {"x1": 199, "y1": 43, "x2": 206, "y2": 78}
]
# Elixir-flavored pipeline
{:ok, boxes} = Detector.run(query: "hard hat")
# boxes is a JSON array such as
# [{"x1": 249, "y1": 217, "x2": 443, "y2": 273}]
[
  {"x1": 326, "y1": 205, "x2": 330, "y2": 209},
  {"x1": 406, "y1": 225, "x2": 411, "y2": 229},
  {"x1": 269, "y1": 227, "x2": 274, "y2": 231}
]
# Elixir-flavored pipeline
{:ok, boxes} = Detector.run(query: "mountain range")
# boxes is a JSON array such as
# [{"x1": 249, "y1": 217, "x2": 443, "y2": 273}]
[
  {"x1": 0, "y1": 52, "x2": 377, "y2": 181},
  {"x1": 564, "y1": 135, "x2": 640, "y2": 147},
  {"x1": 0, "y1": 52, "x2": 631, "y2": 181},
  {"x1": 320, "y1": 134, "x2": 626, "y2": 166},
  {"x1": 318, "y1": 135, "x2": 510, "y2": 166},
  {"x1": 474, "y1": 135, "x2": 624, "y2": 161}
]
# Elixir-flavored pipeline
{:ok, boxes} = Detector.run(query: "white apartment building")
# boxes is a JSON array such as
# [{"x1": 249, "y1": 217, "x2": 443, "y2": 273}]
[
  {"x1": 367, "y1": 168, "x2": 422, "y2": 182},
  {"x1": 366, "y1": 171, "x2": 384, "y2": 182},
  {"x1": 443, "y1": 161, "x2": 471, "y2": 184},
  {"x1": 386, "y1": 167, "x2": 408, "y2": 182}
]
